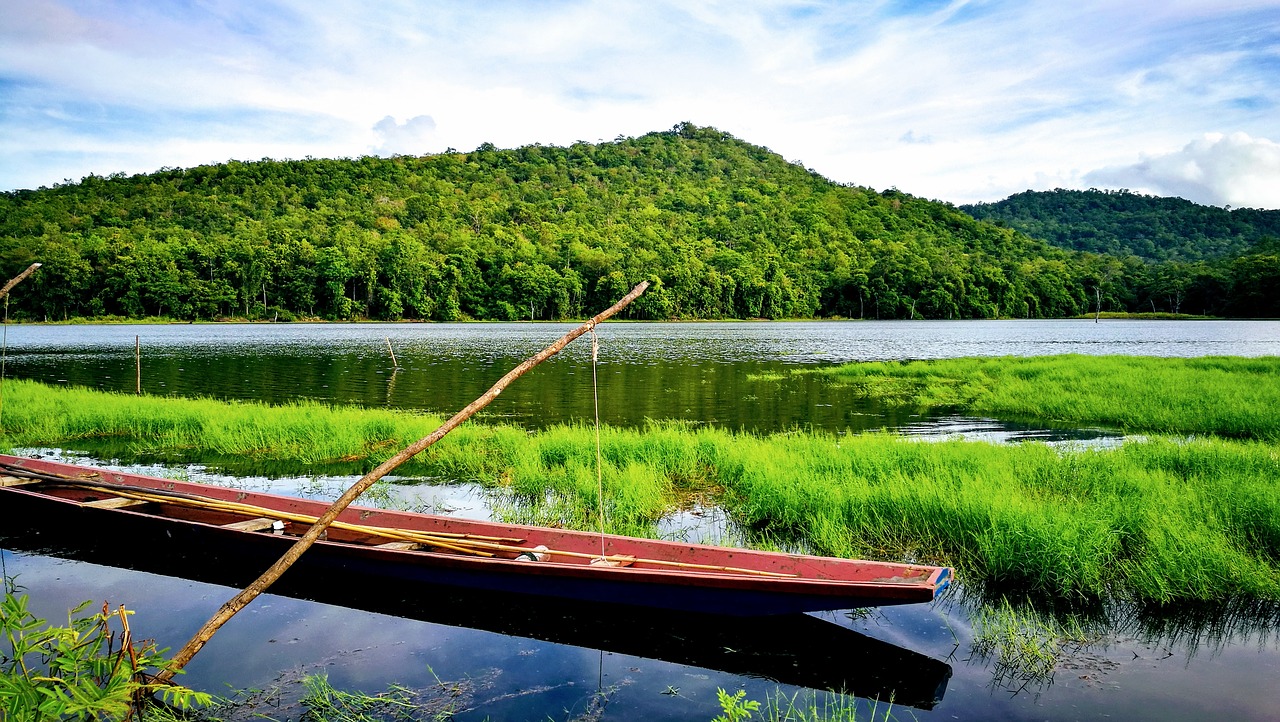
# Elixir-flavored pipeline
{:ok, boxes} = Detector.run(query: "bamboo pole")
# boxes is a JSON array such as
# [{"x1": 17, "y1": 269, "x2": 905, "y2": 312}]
[
  {"x1": 68, "y1": 482, "x2": 794, "y2": 577},
  {"x1": 135, "y1": 335, "x2": 141, "y2": 395},
  {"x1": 385, "y1": 337, "x2": 399, "y2": 368},
  {"x1": 0, "y1": 263, "x2": 41, "y2": 432},
  {"x1": 155, "y1": 281, "x2": 650, "y2": 682}
]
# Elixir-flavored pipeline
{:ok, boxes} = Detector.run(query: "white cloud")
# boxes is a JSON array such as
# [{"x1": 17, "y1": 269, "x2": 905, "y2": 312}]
[
  {"x1": 1085, "y1": 133, "x2": 1280, "y2": 209},
  {"x1": 372, "y1": 115, "x2": 438, "y2": 156},
  {"x1": 1, "y1": 0, "x2": 1278, "y2": 206}
]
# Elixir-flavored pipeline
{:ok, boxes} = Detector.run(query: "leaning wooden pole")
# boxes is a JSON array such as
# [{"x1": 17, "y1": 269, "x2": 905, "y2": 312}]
[
  {"x1": 155, "y1": 281, "x2": 649, "y2": 682},
  {"x1": 0, "y1": 263, "x2": 41, "y2": 301}
]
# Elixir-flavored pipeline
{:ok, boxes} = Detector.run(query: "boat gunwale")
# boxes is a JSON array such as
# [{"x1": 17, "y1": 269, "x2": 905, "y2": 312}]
[{"x1": 1, "y1": 454, "x2": 950, "y2": 602}]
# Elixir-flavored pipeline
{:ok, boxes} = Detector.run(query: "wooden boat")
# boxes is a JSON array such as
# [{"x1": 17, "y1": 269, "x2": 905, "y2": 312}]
[{"x1": 0, "y1": 454, "x2": 952, "y2": 616}]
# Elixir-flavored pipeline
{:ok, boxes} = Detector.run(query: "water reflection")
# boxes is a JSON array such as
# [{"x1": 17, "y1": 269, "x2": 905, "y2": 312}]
[
  {"x1": 897, "y1": 415, "x2": 1127, "y2": 447},
  {"x1": 9, "y1": 319, "x2": 1257, "y2": 438}
]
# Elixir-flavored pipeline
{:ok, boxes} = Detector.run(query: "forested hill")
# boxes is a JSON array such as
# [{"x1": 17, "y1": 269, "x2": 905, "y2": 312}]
[
  {"x1": 0, "y1": 124, "x2": 1274, "y2": 321},
  {"x1": 961, "y1": 189, "x2": 1280, "y2": 262}
]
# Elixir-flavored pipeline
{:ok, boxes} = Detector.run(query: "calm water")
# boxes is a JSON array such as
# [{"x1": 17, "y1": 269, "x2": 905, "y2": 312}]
[
  {"x1": 4, "y1": 320, "x2": 1280, "y2": 720},
  {"x1": 6, "y1": 319, "x2": 1278, "y2": 437}
]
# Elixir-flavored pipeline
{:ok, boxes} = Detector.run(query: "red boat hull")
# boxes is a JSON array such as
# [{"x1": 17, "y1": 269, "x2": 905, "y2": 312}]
[{"x1": 0, "y1": 454, "x2": 952, "y2": 616}]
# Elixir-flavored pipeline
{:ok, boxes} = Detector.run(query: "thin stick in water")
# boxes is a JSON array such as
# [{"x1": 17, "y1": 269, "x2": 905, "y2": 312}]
[{"x1": 385, "y1": 337, "x2": 400, "y2": 368}]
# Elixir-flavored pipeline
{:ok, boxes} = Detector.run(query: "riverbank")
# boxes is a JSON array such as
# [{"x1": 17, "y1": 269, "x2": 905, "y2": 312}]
[
  {"x1": 9, "y1": 311, "x2": 1234, "y2": 325},
  {"x1": 4, "y1": 376, "x2": 1278, "y2": 604}
]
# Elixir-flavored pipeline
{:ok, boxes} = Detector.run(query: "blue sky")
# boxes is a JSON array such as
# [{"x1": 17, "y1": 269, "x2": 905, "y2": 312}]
[{"x1": 3, "y1": 0, "x2": 1278, "y2": 208}]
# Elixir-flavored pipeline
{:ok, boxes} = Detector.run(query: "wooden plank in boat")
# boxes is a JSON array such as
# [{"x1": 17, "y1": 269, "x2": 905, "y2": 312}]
[
  {"x1": 376, "y1": 541, "x2": 421, "y2": 551},
  {"x1": 0, "y1": 475, "x2": 40, "y2": 487},
  {"x1": 222, "y1": 517, "x2": 280, "y2": 532},
  {"x1": 82, "y1": 497, "x2": 150, "y2": 509}
]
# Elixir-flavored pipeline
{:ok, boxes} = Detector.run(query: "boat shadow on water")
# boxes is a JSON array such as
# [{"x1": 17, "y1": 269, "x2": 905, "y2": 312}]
[{"x1": 2, "y1": 525, "x2": 952, "y2": 710}]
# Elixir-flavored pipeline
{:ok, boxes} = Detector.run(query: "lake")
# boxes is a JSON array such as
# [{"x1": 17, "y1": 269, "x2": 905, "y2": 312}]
[
  {"x1": 6, "y1": 318, "x2": 1279, "y2": 439},
  {"x1": 3, "y1": 320, "x2": 1280, "y2": 720}
]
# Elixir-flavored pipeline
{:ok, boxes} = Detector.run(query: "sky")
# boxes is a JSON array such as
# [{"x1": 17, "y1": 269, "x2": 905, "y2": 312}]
[{"x1": 2, "y1": 0, "x2": 1279, "y2": 209}]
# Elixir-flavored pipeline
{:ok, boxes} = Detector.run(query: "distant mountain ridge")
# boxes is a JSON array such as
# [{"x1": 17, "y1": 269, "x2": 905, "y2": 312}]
[
  {"x1": 961, "y1": 189, "x2": 1280, "y2": 262},
  {"x1": 1, "y1": 125, "x2": 1276, "y2": 320}
]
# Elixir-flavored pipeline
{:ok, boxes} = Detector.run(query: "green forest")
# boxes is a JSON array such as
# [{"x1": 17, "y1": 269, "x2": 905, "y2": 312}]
[
  {"x1": 962, "y1": 189, "x2": 1280, "y2": 262},
  {"x1": 1, "y1": 123, "x2": 1277, "y2": 321}
]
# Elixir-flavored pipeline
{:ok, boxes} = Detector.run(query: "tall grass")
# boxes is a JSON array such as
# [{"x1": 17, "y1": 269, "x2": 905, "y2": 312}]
[
  {"x1": 5, "y1": 379, "x2": 1280, "y2": 604},
  {"x1": 814, "y1": 355, "x2": 1280, "y2": 440},
  {"x1": 0, "y1": 378, "x2": 446, "y2": 468}
]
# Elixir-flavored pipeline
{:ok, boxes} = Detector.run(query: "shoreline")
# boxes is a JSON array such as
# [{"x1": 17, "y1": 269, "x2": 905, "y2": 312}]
[{"x1": 6, "y1": 312, "x2": 1235, "y2": 326}]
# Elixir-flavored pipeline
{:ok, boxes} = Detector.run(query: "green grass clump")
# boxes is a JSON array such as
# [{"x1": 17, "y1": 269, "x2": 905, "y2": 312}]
[
  {"x1": 296, "y1": 674, "x2": 419, "y2": 721},
  {"x1": 0, "y1": 378, "x2": 446, "y2": 470},
  {"x1": 761, "y1": 688, "x2": 894, "y2": 722},
  {"x1": 969, "y1": 597, "x2": 1094, "y2": 689},
  {"x1": 712, "y1": 432, "x2": 1280, "y2": 602},
  {"x1": 5, "y1": 380, "x2": 1280, "y2": 604},
  {"x1": 815, "y1": 355, "x2": 1280, "y2": 440}
]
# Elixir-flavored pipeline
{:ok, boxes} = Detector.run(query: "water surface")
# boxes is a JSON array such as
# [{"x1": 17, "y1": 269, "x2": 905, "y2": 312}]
[{"x1": 8, "y1": 319, "x2": 1275, "y2": 436}]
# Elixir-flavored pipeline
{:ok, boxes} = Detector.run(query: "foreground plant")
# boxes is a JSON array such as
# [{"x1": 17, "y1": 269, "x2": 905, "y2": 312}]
[
  {"x1": 714, "y1": 687, "x2": 898, "y2": 722},
  {"x1": 713, "y1": 688, "x2": 761, "y2": 722},
  {"x1": 0, "y1": 588, "x2": 210, "y2": 720}
]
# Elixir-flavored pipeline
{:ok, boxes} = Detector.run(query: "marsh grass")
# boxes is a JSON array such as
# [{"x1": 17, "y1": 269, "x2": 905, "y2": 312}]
[
  {"x1": 0, "y1": 379, "x2": 446, "y2": 470},
  {"x1": 761, "y1": 689, "x2": 895, "y2": 722},
  {"x1": 814, "y1": 354, "x2": 1280, "y2": 441},
  {"x1": 137, "y1": 672, "x2": 467, "y2": 722},
  {"x1": 969, "y1": 598, "x2": 1095, "y2": 690},
  {"x1": 5, "y1": 380, "x2": 1280, "y2": 604},
  {"x1": 296, "y1": 675, "x2": 432, "y2": 722}
]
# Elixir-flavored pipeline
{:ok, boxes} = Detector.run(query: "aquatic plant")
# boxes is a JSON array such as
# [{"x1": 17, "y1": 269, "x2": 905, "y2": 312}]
[
  {"x1": 761, "y1": 688, "x2": 895, "y2": 722},
  {"x1": 713, "y1": 688, "x2": 760, "y2": 722},
  {"x1": 0, "y1": 585, "x2": 211, "y2": 720},
  {"x1": 969, "y1": 597, "x2": 1094, "y2": 691},
  {"x1": 297, "y1": 674, "x2": 419, "y2": 722}
]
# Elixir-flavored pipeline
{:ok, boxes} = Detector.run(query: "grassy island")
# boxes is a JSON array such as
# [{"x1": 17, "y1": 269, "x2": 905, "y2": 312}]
[{"x1": 815, "y1": 354, "x2": 1280, "y2": 440}]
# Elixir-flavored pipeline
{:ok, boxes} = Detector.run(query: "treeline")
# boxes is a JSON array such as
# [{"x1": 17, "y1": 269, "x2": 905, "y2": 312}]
[
  {"x1": 961, "y1": 189, "x2": 1280, "y2": 262},
  {"x1": 961, "y1": 189, "x2": 1280, "y2": 317},
  {"x1": 0, "y1": 124, "x2": 1276, "y2": 321}
]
